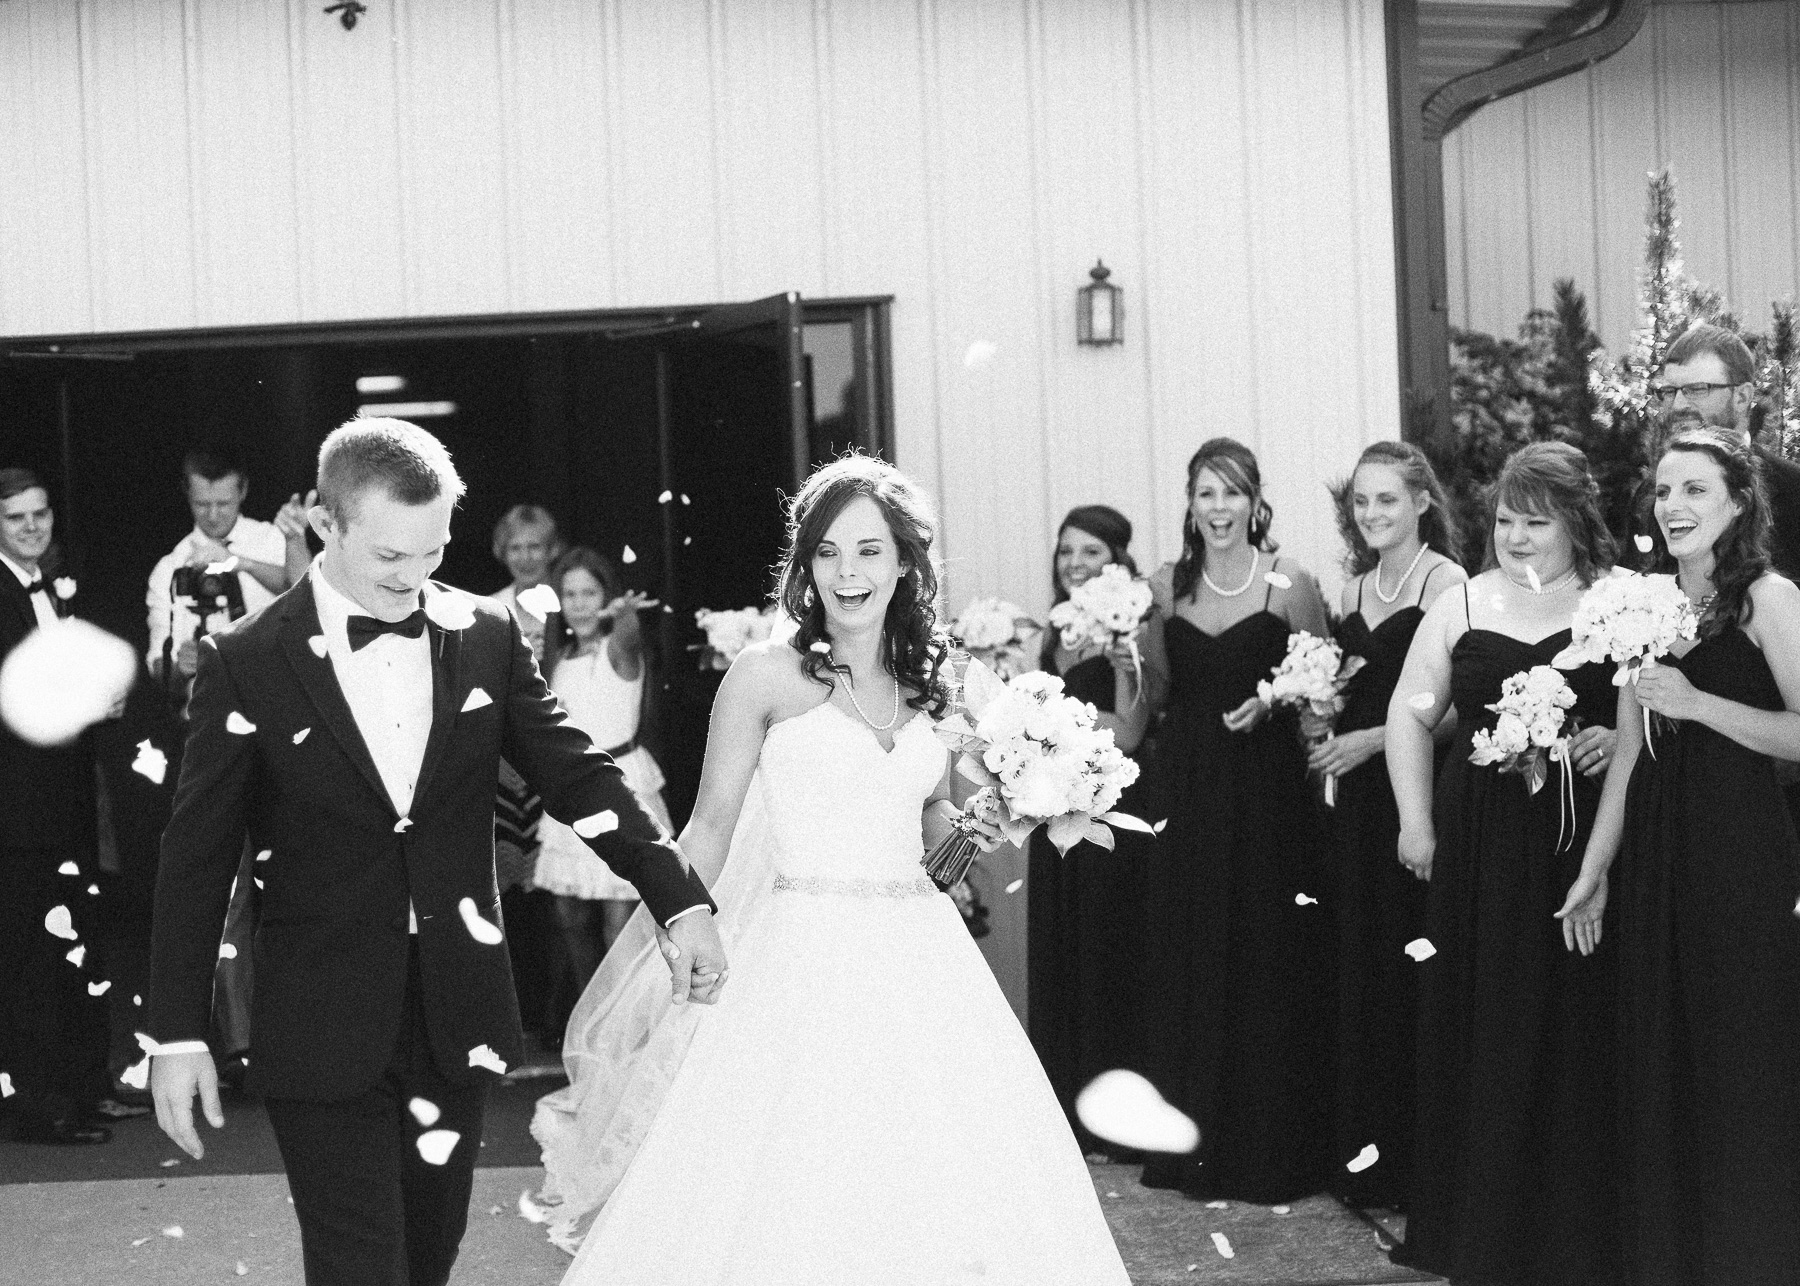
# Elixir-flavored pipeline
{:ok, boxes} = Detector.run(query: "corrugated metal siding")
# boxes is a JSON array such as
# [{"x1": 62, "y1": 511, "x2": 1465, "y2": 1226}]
[
  {"x1": 0, "y1": 0, "x2": 1400, "y2": 597},
  {"x1": 1443, "y1": 0, "x2": 1800, "y2": 351}
]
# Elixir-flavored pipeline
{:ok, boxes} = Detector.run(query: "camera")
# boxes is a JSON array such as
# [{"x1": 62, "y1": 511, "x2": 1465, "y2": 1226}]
[{"x1": 171, "y1": 563, "x2": 246, "y2": 621}]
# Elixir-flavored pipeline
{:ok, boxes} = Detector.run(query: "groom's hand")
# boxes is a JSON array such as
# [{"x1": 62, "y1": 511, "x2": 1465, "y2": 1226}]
[
  {"x1": 152, "y1": 1050, "x2": 225, "y2": 1160},
  {"x1": 655, "y1": 912, "x2": 729, "y2": 1007}
]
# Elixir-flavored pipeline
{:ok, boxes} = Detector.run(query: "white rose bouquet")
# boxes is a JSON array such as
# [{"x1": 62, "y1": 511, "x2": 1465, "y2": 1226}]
[
  {"x1": 1469, "y1": 666, "x2": 1582, "y2": 850},
  {"x1": 950, "y1": 597, "x2": 1039, "y2": 681},
  {"x1": 1551, "y1": 569, "x2": 1698, "y2": 756},
  {"x1": 924, "y1": 661, "x2": 1149, "y2": 888},
  {"x1": 1046, "y1": 564, "x2": 1155, "y2": 701},
  {"x1": 691, "y1": 606, "x2": 778, "y2": 671},
  {"x1": 1256, "y1": 631, "x2": 1366, "y2": 805}
]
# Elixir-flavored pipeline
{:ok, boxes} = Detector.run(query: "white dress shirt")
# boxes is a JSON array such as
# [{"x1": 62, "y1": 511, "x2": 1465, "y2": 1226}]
[
  {"x1": 146, "y1": 515, "x2": 289, "y2": 668},
  {"x1": 1, "y1": 551, "x2": 58, "y2": 630}
]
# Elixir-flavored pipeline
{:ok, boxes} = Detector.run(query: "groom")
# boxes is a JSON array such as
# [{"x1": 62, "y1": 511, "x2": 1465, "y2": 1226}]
[{"x1": 148, "y1": 417, "x2": 727, "y2": 1286}]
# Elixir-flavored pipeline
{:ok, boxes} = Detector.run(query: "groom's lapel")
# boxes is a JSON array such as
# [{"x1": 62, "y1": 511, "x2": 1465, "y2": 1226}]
[
  {"x1": 412, "y1": 611, "x2": 464, "y2": 812},
  {"x1": 277, "y1": 578, "x2": 392, "y2": 812}
]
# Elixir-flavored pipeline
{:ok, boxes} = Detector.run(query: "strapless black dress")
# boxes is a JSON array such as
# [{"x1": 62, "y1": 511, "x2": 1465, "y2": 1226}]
[
  {"x1": 1395, "y1": 626, "x2": 1621, "y2": 1286},
  {"x1": 1139, "y1": 609, "x2": 1334, "y2": 1202},
  {"x1": 1616, "y1": 629, "x2": 1800, "y2": 1284},
  {"x1": 1330, "y1": 605, "x2": 1427, "y2": 1208}
]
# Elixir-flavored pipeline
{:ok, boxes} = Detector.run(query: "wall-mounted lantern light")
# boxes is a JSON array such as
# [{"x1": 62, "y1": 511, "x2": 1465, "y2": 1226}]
[{"x1": 1077, "y1": 261, "x2": 1123, "y2": 346}]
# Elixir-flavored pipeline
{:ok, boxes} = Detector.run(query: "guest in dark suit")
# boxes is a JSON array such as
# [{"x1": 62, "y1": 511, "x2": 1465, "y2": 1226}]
[
  {"x1": 0, "y1": 467, "x2": 112, "y2": 1145},
  {"x1": 148, "y1": 418, "x2": 727, "y2": 1286}
]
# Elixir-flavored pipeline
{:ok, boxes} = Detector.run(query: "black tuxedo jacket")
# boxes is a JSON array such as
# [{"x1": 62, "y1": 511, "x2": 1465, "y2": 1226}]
[
  {"x1": 148, "y1": 577, "x2": 713, "y2": 1101},
  {"x1": 0, "y1": 567, "x2": 94, "y2": 851},
  {"x1": 1755, "y1": 443, "x2": 1800, "y2": 581}
]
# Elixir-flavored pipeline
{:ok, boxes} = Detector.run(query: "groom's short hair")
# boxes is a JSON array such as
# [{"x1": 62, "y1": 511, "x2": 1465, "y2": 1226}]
[{"x1": 317, "y1": 417, "x2": 467, "y2": 528}]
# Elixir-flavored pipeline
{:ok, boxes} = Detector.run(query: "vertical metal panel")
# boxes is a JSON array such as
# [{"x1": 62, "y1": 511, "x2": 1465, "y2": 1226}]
[{"x1": 1445, "y1": 0, "x2": 1800, "y2": 353}]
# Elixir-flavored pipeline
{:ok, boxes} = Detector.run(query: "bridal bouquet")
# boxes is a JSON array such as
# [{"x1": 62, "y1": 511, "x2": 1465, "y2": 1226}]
[
  {"x1": 950, "y1": 597, "x2": 1039, "y2": 681},
  {"x1": 924, "y1": 662, "x2": 1147, "y2": 888},
  {"x1": 1256, "y1": 632, "x2": 1366, "y2": 805},
  {"x1": 1551, "y1": 570, "x2": 1697, "y2": 755},
  {"x1": 1468, "y1": 664, "x2": 1579, "y2": 796},
  {"x1": 691, "y1": 606, "x2": 778, "y2": 671}
]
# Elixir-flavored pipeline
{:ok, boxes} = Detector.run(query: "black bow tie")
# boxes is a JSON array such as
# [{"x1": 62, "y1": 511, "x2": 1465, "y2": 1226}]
[
  {"x1": 22, "y1": 576, "x2": 45, "y2": 596},
  {"x1": 346, "y1": 610, "x2": 426, "y2": 652}
]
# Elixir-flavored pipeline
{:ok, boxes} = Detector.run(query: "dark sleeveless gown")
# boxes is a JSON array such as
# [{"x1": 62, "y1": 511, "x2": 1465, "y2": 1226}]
[
  {"x1": 1615, "y1": 629, "x2": 1800, "y2": 1285},
  {"x1": 1026, "y1": 652, "x2": 1148, "y2": 1155},
  {"x1": 1140, "y1": 586, "x2": 1334, "y2": 1202},
  {"x1": 1395, "y1": 600, "x2": 1621, "y2": 1286},
  {"x1": 1330, "y1": 577, "x2": 1431, "y2": 1210}
]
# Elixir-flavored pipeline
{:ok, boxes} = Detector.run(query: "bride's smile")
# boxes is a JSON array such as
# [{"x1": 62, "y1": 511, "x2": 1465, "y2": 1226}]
[{"x1": 811, "y1": 495, "x2": 907, "y2": 634}]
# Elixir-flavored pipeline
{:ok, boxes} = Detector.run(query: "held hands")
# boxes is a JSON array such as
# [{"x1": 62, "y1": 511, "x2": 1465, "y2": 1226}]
[
  {"x1": 655, "y1": 911, "x2": 729, "y2": 1006},
  {"x1": 1567, "y1": 724, "x2": 1617, "y2": 778},
  {"x1": 1632, "y1": 661, "x2": 1705, "y2": 722},
  {"x1": 1397, "y1": 826, "x2": 1434, "y2": 882},
  {"x1": 1555, "y1": 867, "x2": 1609, "y2": 956},
  {"x1": 1307, "y1": 726, "x2": 1384, "y2": 776},
  {"x1": 151, "y1": 1050, "x2": 225, "y2": 1160},
  {"x1": 1221, "y1": 695, "x2": 1269, "y2": 734}
]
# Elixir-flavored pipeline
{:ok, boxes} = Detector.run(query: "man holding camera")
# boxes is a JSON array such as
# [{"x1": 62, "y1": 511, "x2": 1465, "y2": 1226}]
[{"x1": 147, "y1": 450, "x2": 313, "y2": 688}]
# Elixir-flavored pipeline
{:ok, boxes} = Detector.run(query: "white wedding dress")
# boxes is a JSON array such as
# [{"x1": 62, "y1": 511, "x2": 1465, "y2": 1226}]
[{"x1": 543, "y1": 702, "x2": 1131, "y2": 1285}]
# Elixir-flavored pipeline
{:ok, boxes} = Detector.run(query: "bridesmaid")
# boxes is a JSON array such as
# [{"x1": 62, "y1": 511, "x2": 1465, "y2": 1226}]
[
  {"x1": 1026, "y1": 505, "x2": 1158, "y2": 1157},
  {"x1": 1318, "y1": 442, "x2": 1465, "y2": 1210},
  {"x1": 1140, "y1": 437, "x2": 1336, "y2": 1202},
  {"x1": 1387, "y1": 442, "x2": 1621, "y2": 1286},
  {"x1": 1567, "y1": 426, "x2": 1800, "y2": 1284}
]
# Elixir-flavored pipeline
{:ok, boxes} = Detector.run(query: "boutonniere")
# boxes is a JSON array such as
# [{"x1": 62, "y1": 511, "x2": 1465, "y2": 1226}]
[
  {"x1": 53, "y1": 577, "x2": 77, "y2": 601},
  {"x1": 422, "y1": 586, "x2": 477, "y2": 656}
]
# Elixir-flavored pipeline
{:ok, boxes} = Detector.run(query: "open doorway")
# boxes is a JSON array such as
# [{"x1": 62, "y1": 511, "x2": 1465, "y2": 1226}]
[{"x1": 0, "y1": 294, "x2": 893, "y2": 822}]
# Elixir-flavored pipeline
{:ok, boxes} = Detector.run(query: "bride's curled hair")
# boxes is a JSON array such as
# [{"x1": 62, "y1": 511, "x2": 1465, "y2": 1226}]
[{"x1": 775, "y1": 454, "x2": 952, "y2": 715}]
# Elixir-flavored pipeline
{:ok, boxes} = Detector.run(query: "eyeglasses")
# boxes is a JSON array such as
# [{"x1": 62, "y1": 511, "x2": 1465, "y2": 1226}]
[{"x1": 1649, "y1": 381, "x2": 1739, "y2": 404}]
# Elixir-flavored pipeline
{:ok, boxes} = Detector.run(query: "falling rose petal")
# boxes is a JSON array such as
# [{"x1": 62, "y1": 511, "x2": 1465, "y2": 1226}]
[
  {"x1": 0, "y1": 1072, "x2": 13, "y2": 1097},
  {"x1": 131, "y1": 740, "x2": 169, "y2": 784},
  {"x1": 1004, "y1": 879, "x2": 1024, "y2": 894},
  {"x1": 467, "y1": 1044, "x2": 507, "y2": 1075},
  {"x1": 132, "y1": 1238, "x2": 150, "y2": 1248},
  {"x1": 680, "y1": 494, "x2": 690, "y2": 505},
  {"x1": 515, "y1": 584, "x2": 561, "y2": 620},
  {"x1": 1212, "y1": 1232, "x2": 1235, "y2": 1259},
  {"x1": 1524, "y1": 565, "x2": 1543, "y2": 593},
  {"x1": 457, "y1": 898, "x2": 504, "y2": 946},
  {"x1": 657, "y1": 490, "x2": 673, "y2": 504},
  {"x1": 621, "y1": 545, "x2": 637, "y2": 565},
  {"x1": 1263, "y1": 571, "x2": 1292, "y2": 590},
  {"x1": 1404, "y1": 937, "x2": 1437, "y2": 962},
  {"x1": 159, "y1": 1158, "x2": 180, "y2": 1168},
  {"x1": 133, "y1": 994, "x2": 142, "y2": 1006},
  {"x1": 256, "y1": 849, "x2": 271, "y2": 862},
  {"x1": 415, "y1": 1129, "x2": 460, "y2": 1166},
  {"x1": 44, "y1": 905, "x2": 77, "y2": 939},
  {"x1": 1153, "y1": 818, "x2": 1169, "y2": 835},
  {"x1": 1347, "y1": 1142, "x2": 1380, "y2": 1173},
  {"x1": 394, "y1": 818, "x2": 413, "y2": 833},
  {"x1": 161, "y1": 1225, "x2": 184, "y2": 1239},
  {"x1": 87, "y1": 884, "x2": 99, "y2": 896},
  {"x1": 254, "y1": 878, "x2": 264, "y2": 890},
  {"x1": 66, "y1": 945, "x2": 86, "y2": 967},
  {"x1": 88, "y1": 980, "x2": 111, "y2": 997},
  {"x1": 120, "y1": 1055, "x2": 151, "y2": 1089},
  {"x1": 518, "y1": 1190, "x2": 552, "y2": 1225},
  {"x1": 1205, "y1": 1201, "x2": 1228, "y2": 1209},
  {"x1": 963, "y1": 340, "x2": 998, "y2": 369},
  {"x1": 1272, "y1": 1205, "x2": 1291, "y2": 1215},
  {"x1": 1407, "y1": 691, "x2": 1436, "y2": 711},
  {"x1": 135, "y1": 1032, "x2": 161, "y2": 1055},
  {"x1": 57, "y1": 860, "x2": 79, "y2": 876},
  {"x1": 1075, "y1": 1069, "x2": 1200, "y2": 1154},
  {"x1": 236, "y1": 1263, "x2": 248, "y2": 1276},
  {"x1": 0, "y1": 618, "x2": 135, "y2": 746},
  {"x1": 1294, "y1": 892, "x2": 1318, "y2": 906},
  {"x1": 1635, "y1": 533, "x2": 1654, "y2": 553},
  {"x1": 307, "y1": 635, "x2": 328, "y2": 659},
  {"x1": 218, "y1": 943, "x2": 238, "y2": 960},
  {"x1": 292, "y1": 727, "x2": 311, "y2": 745},
  {"x1": 409, "y1": 1097, "x2": 442, "y2": 1127},
  {"x1": 226, "y1": 711, "x2": 256, "y2": 735},
  {"x1": 809, "y1": 641, "x2": 831, "y2": 655},
  {"x1": 572, "y1": 810, "x2": 618, "y2": 839}
]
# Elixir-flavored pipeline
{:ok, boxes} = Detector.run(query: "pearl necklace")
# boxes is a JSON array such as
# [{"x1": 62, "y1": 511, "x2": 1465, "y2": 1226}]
[
  {"x1": 1373, "y1": 544, "x2": 1429, "y2": 605},
  {"x1": 1202, "y1": 551, "x2": 1259, "y2": 598},
  {"x1": 1503, "y1": 566, "x2": 1579, "y2": 596},
  {"x1": 844, "y1": 669, "x2": 902, "y2": 731}
]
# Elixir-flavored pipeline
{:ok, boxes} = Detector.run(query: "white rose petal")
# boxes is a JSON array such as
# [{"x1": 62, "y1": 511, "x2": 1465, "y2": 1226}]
[
  {"x1": 1212, "y1": 1232, "x2": 1235, "y2": 1260},
  {"x1": 87, "y1": 884, "x2": 99, "y2": 896},
  {"x1": 0, "y1": 1072, "x2": 12, "y2": 1097},
  {"x1": 88, "y1": 980, "x2": 111, "y2": 997},
  {"x1": 1004, "y1": 879, "x2": 1024, "y2": 894},
  {"x1": 1153, "y1": 819, "x2": 1168, "y2": 835},
  {"x1": 408, "y1": 1097, "x2": 442, "y2": 1127},
  {"x1": 226, "y1": 712, "x2": 257, "y2": 735},
  {"x1": 57, "y1": 860, "x2": 79, "y2": 876},
  {"x1": 1295, "y1": 892, "x2": 1318, "y2": 906},
  {"x1": 1408, "y1": 691, "x2": 1436, "y2": 711},
  {"x1": 458, "y1": 897, "x2": 505, "y2": 946},
  {"x1": 415, "y1": 1129, "x2": 460, "y2": 1166},
  {"x1": 0, "y1": 618, "x2": 136, "y2": 746},
  {"x1": 254, "y1": 878, "x2": 264, "y2": 890},
  {"x1": 1272, "y1": 1205, "x2": 1291, "y2": 1215},
  {"x1": 292, "y1": 727, "x2": 311, "y2": 745},
  {"x1": 1205, "y1": 1200, "x2": 1228, "y2": 1209},
  {"x1": 1264, "y1": 571, "x2": 1292, "y2": 590},
  {"x1": 66, "y1": 944, "x2": 86, "y2": 967},
  {"x1": 515, "y1": 584, "x2": 560, "y2": 620},
  {"x1": 236, "y1": 1263, "x2": 248, "y2": 1276},
  {"x1": 658, "y1": 490, "x2": 673, "y2": 504},
  {"x1": 518, "y1": 1190, "x2": 553, "y2": 1225},
  {"x1": 467, "y1": 1044, "x2": 508, "y2": 1075},
  {"x1": 1347, "y1": 1142, "x2": 1380, "y2": 1173},
  {"x1": 681, "y1": 494, "x2": 690, "y2": 505},
  {"x1": 1074, "y1": 1069, "x2": 1199, "y2": 1154},
  {"x1": 44, "y1": 905, "x2": 77, "y2": 940},
  {"x1": 256, "y1": 849, "x2": 271, "y2": 862},
  {"x1": 120, "y1": 1055, "x2": 151, "y2": 1090},
  {"x1": 1404, "y1": 938, "x2": 1436, "y2": 962},
  {"x1": 963, "y1": 339, "x2": 998, "y2": 369},
  {"x1": 394, "y1": 818, "x2": 413, "y2": 833},
  {"x1": 161, "y1": 1225, "x2": 184, "y2": 1239},
  {"x1": 218, "y1": 943, "x2": 238, "y2": 960},
  {"x1": 621, "y1": 545, "x2": 637, "y2": 565},
  {"x1": 133, "y1": 994, "x2": 142, "y2": 1006},
  {"x1": 572, "y1": 810, "x2": 618, "y2": 839},
  {"x1": 308, "y1": 635, "x2": 328, "y2": 659},
  {"x1": 1634, "y1": 533, "x2": 1654, "y2": 552},
  {"x1": 132, "y1": 740, "x2": 169, "y2": 784}
]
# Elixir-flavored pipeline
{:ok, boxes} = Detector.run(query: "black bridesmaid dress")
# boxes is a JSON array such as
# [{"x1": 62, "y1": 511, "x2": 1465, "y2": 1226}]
[
  {"x1": 1026, "y1": 650, "x2": 1147, "y2": 1155},
  {"x1": 1615, "y1": 628, "x2": 1800, "y2": 1285},
  {"x1": 1140, "y1": 581, "x2": 1334, "y2": 1202},
  {"x1": 1395, "y1": 590, "x2": 1621, "y2": 1286},
  {"x1": 1330, "y1": 571, "x2": 1435, "y2": 1210}
]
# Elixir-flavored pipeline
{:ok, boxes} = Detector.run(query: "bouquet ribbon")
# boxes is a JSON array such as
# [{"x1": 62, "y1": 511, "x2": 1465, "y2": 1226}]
[{"x1": 1549, "y1": 739, "x2": 1577, "y2": 854}]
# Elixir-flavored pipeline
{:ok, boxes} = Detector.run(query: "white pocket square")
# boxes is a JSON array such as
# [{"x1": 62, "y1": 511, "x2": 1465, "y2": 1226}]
[{"x1": 460, "y1": 688, "x2": 493, "y2": 713}]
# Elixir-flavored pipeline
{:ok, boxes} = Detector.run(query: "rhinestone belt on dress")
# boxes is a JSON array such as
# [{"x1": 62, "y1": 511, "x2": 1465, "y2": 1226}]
[{"x1": 771, "y1": 873, "x2": 938, "y2": 898}]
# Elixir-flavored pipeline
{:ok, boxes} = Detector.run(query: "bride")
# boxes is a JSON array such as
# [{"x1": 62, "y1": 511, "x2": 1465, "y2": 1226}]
[{"x1": 535, "y1": 455, "x2": 1132, "y2": 1284}]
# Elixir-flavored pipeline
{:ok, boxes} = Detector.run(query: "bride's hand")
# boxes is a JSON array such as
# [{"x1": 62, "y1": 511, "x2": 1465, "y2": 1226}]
[{"x1": 658, "y1": 912, "x2": 729, "y2": 1006}]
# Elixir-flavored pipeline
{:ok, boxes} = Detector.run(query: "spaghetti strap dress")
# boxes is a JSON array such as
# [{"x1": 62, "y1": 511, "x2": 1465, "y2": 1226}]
[
  {"x1": 1140, "y1": 577, "x2": 1334, "y2": 1202},
  {"x1": 1330, "y1": 567, "x2": 1433, "y2": 1209},
  {"x1": 1615, "y1": 627, "x2": 1800, "y2": 1285},
  {"x1": 1394, "y1": 585, "x2": 1621, "y2": 1286}
]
